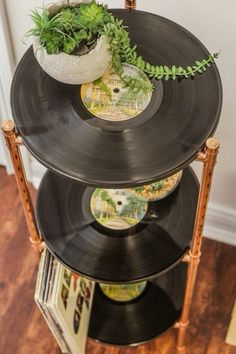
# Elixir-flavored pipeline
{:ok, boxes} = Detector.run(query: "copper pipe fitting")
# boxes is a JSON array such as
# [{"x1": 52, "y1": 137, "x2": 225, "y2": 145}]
[{"x1": 125, "y1": 0, "x2": 136, "y2": 10}]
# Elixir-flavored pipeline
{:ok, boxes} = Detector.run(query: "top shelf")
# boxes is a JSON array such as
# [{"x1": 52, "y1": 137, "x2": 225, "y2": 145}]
[{"x1": 11, "y1": 9, "x2": 222, "y2": 188}]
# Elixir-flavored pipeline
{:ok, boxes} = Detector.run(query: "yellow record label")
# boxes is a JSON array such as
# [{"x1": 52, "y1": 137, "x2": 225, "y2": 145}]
[
  {"x1": 99, "y1": 282, "x2": 147, "y2": 302},
  {"x1": 81, "y1": 64, "x2": 152, "y2": 121}
]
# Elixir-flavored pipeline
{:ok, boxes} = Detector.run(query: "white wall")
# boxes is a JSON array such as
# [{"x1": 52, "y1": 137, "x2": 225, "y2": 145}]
[
  {"x1": 4, "y1": 0, "x2": 236, "y2": 244},
  {"x1": 0, "y1": 0, "x2": 15, "y2": 173}
]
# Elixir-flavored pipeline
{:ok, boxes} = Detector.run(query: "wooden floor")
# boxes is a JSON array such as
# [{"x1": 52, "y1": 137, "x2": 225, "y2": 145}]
[{"x1": 0, "y1": 166, "x2": 236, "y2": 354}]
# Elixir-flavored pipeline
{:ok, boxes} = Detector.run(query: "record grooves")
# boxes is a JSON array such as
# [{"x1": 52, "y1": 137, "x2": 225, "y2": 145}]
[
  {"x1": 36, "y1": 167, "x2": 199, "y2": 283},
  {"x1": 10, "y1": 4, "x2": 223, "y2": 351},
  {"x1": 11, "y1": 9, "x2": 222, "y2": 187},
  {"x1": 89, "y1": 263, "x2": 187, "y2": 346}
]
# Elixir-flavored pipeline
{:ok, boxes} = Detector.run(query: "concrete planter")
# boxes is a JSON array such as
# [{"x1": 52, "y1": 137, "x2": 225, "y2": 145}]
[{"x1": 33, "y1": 0, "x2": 112, "y2": 84}]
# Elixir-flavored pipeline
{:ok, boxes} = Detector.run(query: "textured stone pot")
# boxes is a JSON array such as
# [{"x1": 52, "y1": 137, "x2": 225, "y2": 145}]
[{"x1": 33, "y1": 0, "x2": 112, "y2": 85}]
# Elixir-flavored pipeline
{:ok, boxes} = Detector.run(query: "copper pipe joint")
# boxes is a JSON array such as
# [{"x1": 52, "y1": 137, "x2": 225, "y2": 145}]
[
  {"x1": 30, "y1": 239, "x2": 46, "y2": 253},
  {"x1": 196, "y1": 137, "x2": 219, "y2": 162},
  {"x1": 196, "y1": 150, "x2": 207, "y2": 162},
  {"x1": 174, "y1": 320, "x2": 190, "y2": 329},
  {"x1": 177, "y1": 345, "x2": 186, "y2": 353},
  {"x1": 178, "y1": 321, "x2": 190, "y2": 328},
  {"x1": 182, "y1": 250, "x2": 201, "y2": 263},
  {"x1": 1, "y1": 119, "x2": 15, "y2": 137},
  {"x1": 125, "y1": 0, "x2": 136, "y2": 10}
]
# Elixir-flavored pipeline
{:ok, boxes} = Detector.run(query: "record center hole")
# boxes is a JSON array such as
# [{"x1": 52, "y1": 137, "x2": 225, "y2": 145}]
[
  {"x1": 117, "y1": 201, "x2": 123, "y2": 206},
  {"x1": 113, "y1": 88, "x2": 120, "y2": 94}
]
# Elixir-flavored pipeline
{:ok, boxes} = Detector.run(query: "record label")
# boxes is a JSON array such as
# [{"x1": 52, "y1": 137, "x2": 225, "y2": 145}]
[
  {"x1": 129, "y1": 171, "x2": 183, "y2": 201},
  {"x1": 90, "y1": 189, "x2": 148, "y2": 230},
  {"x1": 99, "y1": 282, "x2": 147, "y2": 302},
  {"x1": 81, "y1": 64, "x2": 152, "y2": 121}
]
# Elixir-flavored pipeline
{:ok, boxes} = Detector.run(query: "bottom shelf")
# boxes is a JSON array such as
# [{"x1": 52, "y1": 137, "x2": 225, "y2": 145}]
[{"x1": 89, "y1": 263, "x2": 187, "y2": 346}]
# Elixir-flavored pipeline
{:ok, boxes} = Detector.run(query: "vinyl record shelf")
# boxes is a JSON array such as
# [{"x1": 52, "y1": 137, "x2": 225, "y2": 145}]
[{"x1": 2, "y1": 0, "x2": 222, "y2": 352}]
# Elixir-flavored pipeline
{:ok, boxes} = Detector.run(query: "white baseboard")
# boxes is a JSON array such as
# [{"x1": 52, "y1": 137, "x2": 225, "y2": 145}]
[{"x1": 204, "y1": 203, "x2": 236, "y2": 246}]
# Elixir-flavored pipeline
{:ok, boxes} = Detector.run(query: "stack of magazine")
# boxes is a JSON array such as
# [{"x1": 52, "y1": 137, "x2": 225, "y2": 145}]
[{"x1": 35, "y1": 249, "x2": 95, "y2": 354}]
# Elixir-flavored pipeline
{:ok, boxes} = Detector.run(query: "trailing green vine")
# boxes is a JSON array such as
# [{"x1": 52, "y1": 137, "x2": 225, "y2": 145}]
[
  {"x1": 27, "y1": 1, "x2": 219, "y2": 92},
  {"x1": 101, "y1": 17, "x2": 219, "y2": 91},
  {"x1": 94, "y1": 78, "x2": 112, "y2": 100}
]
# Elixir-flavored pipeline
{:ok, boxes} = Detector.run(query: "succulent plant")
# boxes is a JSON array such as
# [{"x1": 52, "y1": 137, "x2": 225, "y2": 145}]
[{"x1": 27, "y1": 1, "x2": 218, "y2": 92}]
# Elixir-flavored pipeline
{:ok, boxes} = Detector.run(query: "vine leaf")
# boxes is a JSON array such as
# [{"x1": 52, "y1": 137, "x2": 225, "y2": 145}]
[{"x1": 27, "y1": 1, "x2": 220, "y2": 93}]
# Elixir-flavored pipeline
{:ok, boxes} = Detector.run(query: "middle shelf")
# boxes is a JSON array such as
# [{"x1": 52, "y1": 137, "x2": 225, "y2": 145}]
[{"x1": 36, "y1": 167, "x2": 199, "y2": 283}]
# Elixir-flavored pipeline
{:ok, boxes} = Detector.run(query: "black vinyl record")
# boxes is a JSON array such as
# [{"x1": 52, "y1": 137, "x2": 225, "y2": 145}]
[
  {"x1": 89, "y1": 262, "x2": 187, "y2": 346},
  {"x1": 11, "y1": 10, "x2": 222, "y2": 187},
  {"x1": 36, "y1": 167, "x2": 198, "y2": 283}
]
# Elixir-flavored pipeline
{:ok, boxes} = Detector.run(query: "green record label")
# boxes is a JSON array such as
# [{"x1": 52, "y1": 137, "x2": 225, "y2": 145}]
[
  {"x1": 90, "y1": 189, "x2": 148, "y2": 230},
  {"x1": 81, "y1": 64, "x2": 152, "y2": 121}
]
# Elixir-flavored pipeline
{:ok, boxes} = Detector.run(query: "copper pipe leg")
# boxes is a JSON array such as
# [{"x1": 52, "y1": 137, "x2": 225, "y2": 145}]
[
  {"x1": 1, "y1": 120, "x2": 42, "y2": 255},
  {"x1": 177, "y1": 137, "x2": 220, "y2": 350}
]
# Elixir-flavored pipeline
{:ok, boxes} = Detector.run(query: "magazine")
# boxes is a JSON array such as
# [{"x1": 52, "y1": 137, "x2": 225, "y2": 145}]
[
  {"x1": 49, "y1": 263, "x2": 95, "y2": 354},
  {"x1": 35, "y1": 249, "x2": 95, "y2": 354},
  {"x1": 35, "y1": 249, "x2": 69, "y2": 353}
]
